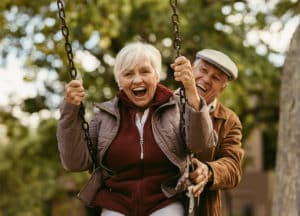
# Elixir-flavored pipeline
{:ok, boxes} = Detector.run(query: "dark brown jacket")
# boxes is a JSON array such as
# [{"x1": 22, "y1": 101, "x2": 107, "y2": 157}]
[{"x1": 195, "y1": 101, "x2": 244, "y2": 216}]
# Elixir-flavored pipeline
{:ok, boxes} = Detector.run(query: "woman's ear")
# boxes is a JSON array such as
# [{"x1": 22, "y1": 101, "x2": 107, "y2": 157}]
[{"x1": 155, "y1": 72, "x2": 160, "y2": 82}]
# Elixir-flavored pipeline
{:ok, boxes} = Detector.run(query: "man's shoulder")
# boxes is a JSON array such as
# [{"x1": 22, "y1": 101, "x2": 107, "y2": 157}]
[{"x1": 214, "y1": 102, "x2": 240, "y2": 123}]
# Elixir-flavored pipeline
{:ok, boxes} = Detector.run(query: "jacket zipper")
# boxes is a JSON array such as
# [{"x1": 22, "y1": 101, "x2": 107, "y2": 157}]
[
  {"x1": 136, "y1": 172, "x2": 142, "y2": 216},
  {"x1": 136, "y1": 109, "x2": 149, "y2": 160},
  {"x1": 140, "y1": 137, "x2": 144, "y2": 160},
  {"x1": 136, "y1": 155, "x2": 144, "y2": 215}
]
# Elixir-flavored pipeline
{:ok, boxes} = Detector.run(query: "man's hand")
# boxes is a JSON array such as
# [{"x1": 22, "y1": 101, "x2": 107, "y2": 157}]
[
  {"x1": 189, "y1": 158, "x2": 212, "y2": 197},
  {"x1": 170, "y1": 56, "x2": 195, "y2": 90},
  {"x1": 64, "y1": 80, "x2": 85, "y2": 106}
]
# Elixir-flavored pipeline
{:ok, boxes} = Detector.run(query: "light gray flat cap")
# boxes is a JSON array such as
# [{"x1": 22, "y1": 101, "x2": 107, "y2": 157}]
[{"x1": 196, "y1": 49, "x2": 238, "y2": 80}]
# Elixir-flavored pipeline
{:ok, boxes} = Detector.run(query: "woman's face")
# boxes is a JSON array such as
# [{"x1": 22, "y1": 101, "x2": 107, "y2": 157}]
[{"x1": 119, "y1": 57, "x2": 159, "y2": 108}]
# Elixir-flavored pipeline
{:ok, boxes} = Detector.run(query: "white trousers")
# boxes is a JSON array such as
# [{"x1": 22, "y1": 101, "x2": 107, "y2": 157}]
[{"x1": 100, "y1": 201, "x2": 184, "y2": 216}]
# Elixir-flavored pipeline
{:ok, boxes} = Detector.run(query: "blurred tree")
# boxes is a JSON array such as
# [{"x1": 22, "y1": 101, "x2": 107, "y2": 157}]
[
  {"x1": 272, "y1": 23, "x2": 299, "y2": 216},
  {"x1": 0, "y1": 0, "x2": 299, "y2": 215},
  {"x1": 0, "y1": 112, "x2": 88, "y2": 216}
]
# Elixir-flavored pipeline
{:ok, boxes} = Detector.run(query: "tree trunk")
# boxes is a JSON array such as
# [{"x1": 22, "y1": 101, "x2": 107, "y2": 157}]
[{"x1": 272, "y1": 24, "x2": 300, "y2": 216}]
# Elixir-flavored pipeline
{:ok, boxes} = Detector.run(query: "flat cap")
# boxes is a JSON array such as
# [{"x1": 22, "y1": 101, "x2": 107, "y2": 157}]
[{"x1": 196, "y1": 49, "x2": 238, "y2": 80}]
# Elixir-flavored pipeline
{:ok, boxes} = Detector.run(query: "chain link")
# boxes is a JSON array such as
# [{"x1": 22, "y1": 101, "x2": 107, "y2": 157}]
[
  {"x1": 169, "y1": 4, "x2": 198, "y2": 213},
  {"x1": 170, "y1": 0, "x2": 181, "y2": 58},
  {"x1": 169, "y1": 0, "x2": 189, "y2": 152},
  {"x1": 57, "y1": 0, "x2": 98, "y2": 170}
]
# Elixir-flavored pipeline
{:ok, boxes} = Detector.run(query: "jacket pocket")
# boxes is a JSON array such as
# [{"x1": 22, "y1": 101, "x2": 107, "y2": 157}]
[{"x1": 77, "y1": 167, "x2": 102, "y2": 206}]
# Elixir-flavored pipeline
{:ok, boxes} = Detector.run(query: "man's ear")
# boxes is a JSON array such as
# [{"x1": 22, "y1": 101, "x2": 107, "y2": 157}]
[{"x1": 221, "y1": 82, "x2": 228, "y2": 91}]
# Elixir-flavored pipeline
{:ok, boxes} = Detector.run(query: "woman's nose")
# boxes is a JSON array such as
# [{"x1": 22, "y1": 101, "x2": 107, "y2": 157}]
[{"x1": 132, "y1": 74, "x2": 143, "y2": 83}]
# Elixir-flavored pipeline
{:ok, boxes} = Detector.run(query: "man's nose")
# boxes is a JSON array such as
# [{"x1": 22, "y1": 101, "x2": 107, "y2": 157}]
[{"x1": 202, "y1": 74, "x2": 211, "y2": 84}]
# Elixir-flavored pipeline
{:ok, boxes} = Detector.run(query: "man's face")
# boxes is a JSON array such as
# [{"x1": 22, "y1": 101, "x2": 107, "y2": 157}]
[{"x1": 192, "y1": 59, "x2": 228, "y2": 104}]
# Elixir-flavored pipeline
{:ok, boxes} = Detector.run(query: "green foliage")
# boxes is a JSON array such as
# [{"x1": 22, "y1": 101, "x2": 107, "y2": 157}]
[
  {"x1": 22, "y1": 95, "x2": 48, "y2": 113},
  {"x1": 0, "y1": 117, "x2": 59, "y2": 215},
  {"x1": 0, "y1": 0, "x2": 299, "y2": 214},
  {"x1": 0, "y1": 114, "x2": 90, "y2": 215},
  {"x1": 274, "y1": 1, "x2": 300, "y2": 17}
]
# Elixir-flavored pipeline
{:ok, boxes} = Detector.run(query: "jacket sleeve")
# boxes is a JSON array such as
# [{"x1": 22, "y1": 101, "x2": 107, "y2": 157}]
[
  {"x1": 57, "y1": 100, "x2": 98, "y2": 172},
  {"x1": 184, "y1": 97, "x2": 217, "y2": 153},
  {"x1": 206, "y1": 114, "x2": 244, "y2": 190}
]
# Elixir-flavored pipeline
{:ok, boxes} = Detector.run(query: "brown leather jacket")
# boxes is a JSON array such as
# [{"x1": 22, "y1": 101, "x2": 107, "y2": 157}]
[
  {"x1": 195, "y1": 101, "x2": 244, "y2": 216},
  {"x1": 57, "y1": 94, "x2": 216, "y2": 206}
]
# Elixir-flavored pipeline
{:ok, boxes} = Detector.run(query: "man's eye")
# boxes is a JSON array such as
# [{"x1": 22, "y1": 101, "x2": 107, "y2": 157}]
[
  {"x1": 201, "y1": 68, "x2": 208, "y2": 73},
  {"x1": 213, "y1": 76, "x2": 221, "y2": 81}
]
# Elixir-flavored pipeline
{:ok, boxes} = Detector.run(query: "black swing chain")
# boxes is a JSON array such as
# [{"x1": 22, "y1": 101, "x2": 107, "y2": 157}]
[
  {"x1": 170, "y1": 5, "x2": 198, "y2": 215},
  {"x1": 169, "y1": 0, "x2": 189, "y2": 154},
  {"x1": 57, "y1": 0, "x2": 98, "y2": 170},
  {"x1": 170, "y1": 3, "x2": 198, "y2": 214},
  {"x1": 170, "y1": 0, "x2": 181, "y2": 58}
]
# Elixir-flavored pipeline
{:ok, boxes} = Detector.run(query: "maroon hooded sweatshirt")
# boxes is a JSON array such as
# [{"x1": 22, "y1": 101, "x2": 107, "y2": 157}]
[{"x1": 92, "y1": 84, "x2": 181, "y2": 215}]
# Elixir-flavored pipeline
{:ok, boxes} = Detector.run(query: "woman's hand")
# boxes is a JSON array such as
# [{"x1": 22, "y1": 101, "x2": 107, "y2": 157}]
[
  {"x1": 64, "y1": 80, "x2": 85, "y2": 106},
  {"x1": 189, "y1": 158, "x2": 211, "y2": 197},
  {"x1": 170, "y1": 56, "x2": 201, "y2": 110}
]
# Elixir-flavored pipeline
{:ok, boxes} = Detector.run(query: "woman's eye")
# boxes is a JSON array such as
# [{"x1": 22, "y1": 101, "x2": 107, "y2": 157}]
[{"x1": 123, "y1": 71, "x2": 132, "y2": 77}]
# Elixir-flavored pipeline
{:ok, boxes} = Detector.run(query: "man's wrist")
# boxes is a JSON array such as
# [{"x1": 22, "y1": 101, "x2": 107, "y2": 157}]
[{"x1": 206, "y1": 164, "x2": 213, "y2": 183}]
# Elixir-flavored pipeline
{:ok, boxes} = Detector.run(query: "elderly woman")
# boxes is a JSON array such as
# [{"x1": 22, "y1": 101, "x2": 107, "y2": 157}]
[{"x1": 57, "y1": 42, "x2": 215, "y2": 216}]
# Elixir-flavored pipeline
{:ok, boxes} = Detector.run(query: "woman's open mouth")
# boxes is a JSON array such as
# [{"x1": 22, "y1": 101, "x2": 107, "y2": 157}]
[{"x1": 132, "y1": 87, "x2": 147, "y2": 97}]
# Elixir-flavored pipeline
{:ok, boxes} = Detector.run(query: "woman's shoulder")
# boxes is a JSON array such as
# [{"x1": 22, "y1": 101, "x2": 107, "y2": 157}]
[{"x1": 93, "y1": 97, "x2": 119, "y2": 116}]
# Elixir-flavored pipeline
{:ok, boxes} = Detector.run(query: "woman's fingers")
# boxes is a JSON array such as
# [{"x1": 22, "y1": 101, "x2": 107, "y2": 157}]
[
  {"x1": 64, "y1": 80, "x2": 85, "y2": 106},
  {"x1": 66, "y1": 80, "x2": 84, "y2": 90}
]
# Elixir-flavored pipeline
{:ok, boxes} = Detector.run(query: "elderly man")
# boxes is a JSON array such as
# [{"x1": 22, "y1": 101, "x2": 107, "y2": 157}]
[{"x1": 171, "y1": 49, "x2": 244, "y2": 216}]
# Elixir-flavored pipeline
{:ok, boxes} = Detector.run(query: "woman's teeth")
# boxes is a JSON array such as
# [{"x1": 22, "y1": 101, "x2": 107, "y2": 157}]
[{"x1": 133, "y1": 87, "x2": 147, "y2": 96}]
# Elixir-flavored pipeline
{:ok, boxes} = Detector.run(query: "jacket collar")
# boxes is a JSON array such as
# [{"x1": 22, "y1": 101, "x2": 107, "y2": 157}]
[
  {"x1": 117, "y1": 84, "x2": 173, "y2": 110},
  {"x1": 207, "y1": 98, "x2": 217, "y2": 113},
  {"x1": 94, "y1": 98, "x2": 120, "y2": 117},
  {"x1": 210, "y1": 101, "x2": 229, "y2": 120},
  {"x1": 94, "y1": 84, "x2": 175, "y2": 117}
]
